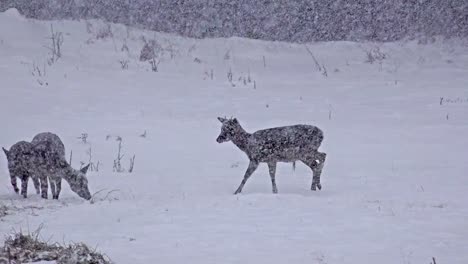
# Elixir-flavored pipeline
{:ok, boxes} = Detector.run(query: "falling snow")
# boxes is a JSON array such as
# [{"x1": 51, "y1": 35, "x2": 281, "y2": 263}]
[{"x1": 0, "y1": 3, "x2": 467, "y2": 264}]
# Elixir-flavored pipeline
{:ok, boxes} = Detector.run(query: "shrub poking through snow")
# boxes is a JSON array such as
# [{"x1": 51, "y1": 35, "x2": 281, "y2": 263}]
[
  {"x1": 57, "y1": 243, "x2": 111, "y2": 264},
  {"x1": 0, "y1": 230, "x2": 112, "y2": 264},
  {"x1": 95, "y1": 24, "x2": 113, "y2": 40},
  {"x1": 111, "y1": 137, "x2": 136, "y2": 173},
  {"x1": 139, "y1": 37, "x2": 162, "y2": 72},
  {"x1": 364, "y1": 46, "x2": 387, "y2": 64},
  {"x1": 113, "y1": 137, "x2": 124, "y2": 173},
  {"x1": 45, "y1": 24, "x2": 64, "y2": 65},
  {"x1": 139, "y1": 37, "x2": 162, "y2": 62},
  {"x1": 0, "y1": 204, "x2": 7, "y2": 218},
  {"x1": 1, "y1": 231, "x2": 61, "y2": 263}
]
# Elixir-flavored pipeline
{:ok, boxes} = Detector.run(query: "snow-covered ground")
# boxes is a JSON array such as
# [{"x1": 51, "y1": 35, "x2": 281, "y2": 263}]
[{"x1": 1, "y1": 8, "x2": 468, "y2": 264}]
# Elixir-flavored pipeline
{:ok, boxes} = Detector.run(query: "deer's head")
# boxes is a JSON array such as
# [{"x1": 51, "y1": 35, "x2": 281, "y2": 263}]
[
  {"x1": 65, "y1": 164, "x2": 92, "y2": 200},
  {"x1": 2, "y1": 147, "x2": 16, "y2": 176},
  {"x1": 217, "y1": 117, "x2": 243, "y2": 143}
]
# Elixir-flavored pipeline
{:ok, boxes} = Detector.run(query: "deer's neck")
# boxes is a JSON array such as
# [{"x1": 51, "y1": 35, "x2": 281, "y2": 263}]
[
  {"x1": 59, "y1": 165, "x2": 75, "y2": 182},
  {"x1": 231, "y1": 128, "x2": 251, "y2": 153}
]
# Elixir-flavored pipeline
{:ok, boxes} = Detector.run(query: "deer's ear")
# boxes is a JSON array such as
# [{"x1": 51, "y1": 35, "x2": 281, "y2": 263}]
[
  {"x1": 59, "y1": 160, "x2": 68, "y2": 168},
  {"x1": 80, "y1": 164, "x2": 90, "y2": 174},
  {"x1": 218, "y1": 117, "x2": 227, "y2": 123},
  {"x1": 2, "y1": 147, "x2": 9, "y2": 157}
]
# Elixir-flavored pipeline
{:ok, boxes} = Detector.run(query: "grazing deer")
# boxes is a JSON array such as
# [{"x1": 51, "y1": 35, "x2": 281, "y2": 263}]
[
  {"x1": 216, "y1": 117, "x2": 326, "y2": 194},
  {"x1": 31, "y1": 132, "x2": 66, "y2": 199},
  {"x1": 3, "y1": 132, "x2": 92, "y2": 200},
  {"x1": 2, "y1": 141, "x2": 40, "y2": 197}
]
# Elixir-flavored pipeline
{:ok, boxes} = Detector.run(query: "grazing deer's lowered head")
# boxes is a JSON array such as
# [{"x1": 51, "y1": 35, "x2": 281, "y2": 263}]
[
  {"x1": 32, "y1": 132, "x2": 92, "y2": 200},
  {"x1": 61, "y1": 164, "x2": 92, "y2": 200}
]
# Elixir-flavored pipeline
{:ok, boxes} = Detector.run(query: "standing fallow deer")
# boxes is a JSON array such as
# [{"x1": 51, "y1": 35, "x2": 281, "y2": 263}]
[{"x1": 216, "y1": 117, "x2": 327, "y2": 194}]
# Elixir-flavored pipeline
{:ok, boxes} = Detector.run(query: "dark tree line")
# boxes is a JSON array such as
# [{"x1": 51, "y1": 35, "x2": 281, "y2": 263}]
[{"x1": 1, "y1": 0, "x2": 467, "y2": 42}]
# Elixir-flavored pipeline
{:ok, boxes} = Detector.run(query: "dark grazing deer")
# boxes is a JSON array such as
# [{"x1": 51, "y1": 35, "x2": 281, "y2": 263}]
[
  {"x1": 31, "y1": 132, "x2": 92, "y2": 200},
  {"x1": 216, "y1": 117, "x2": 326, "y2": 194},
  {"x1": 3, "y1": 132, "x2": 92, "y2": 200},
  {"x1": 31, "y1": 132, "x2": 66, "y2": 199},
  {"x1": 2, "y1": 141, "x2": 41, "y2": 197}
]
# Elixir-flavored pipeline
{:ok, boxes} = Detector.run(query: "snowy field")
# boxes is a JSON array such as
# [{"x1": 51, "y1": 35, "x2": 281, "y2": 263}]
[{"x1": 1, "y1": 8, "x2": 468, "y2": 264}]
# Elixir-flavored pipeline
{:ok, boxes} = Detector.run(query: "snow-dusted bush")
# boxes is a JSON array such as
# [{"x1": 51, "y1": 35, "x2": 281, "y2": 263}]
[
  {"x1": 95, "y1": 23, "x2": 113, "y2": 40},
  {"x1": 119, "y1": 59, "x2": 129, "y2": 69},
  {"x1": 139, "y1": 38, "x2": 162, "y2": 62},
  {"x1": 364, "y1": 46, "x2": 387, "y2": 64},
  {"x1": 45, "y1": 24, "x2": 63, "y2": 65},
  {"x1": 0, "y1": 204, "x2": 7, "y2": 218},
  {"x1": 0, "y1": 230, "x2": 112, "y2": 264}
]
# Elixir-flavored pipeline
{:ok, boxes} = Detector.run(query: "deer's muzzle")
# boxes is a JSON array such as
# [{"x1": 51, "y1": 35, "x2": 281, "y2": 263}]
[{"x1": 216, "y1": 135, "x2": 227, "y2": 143}]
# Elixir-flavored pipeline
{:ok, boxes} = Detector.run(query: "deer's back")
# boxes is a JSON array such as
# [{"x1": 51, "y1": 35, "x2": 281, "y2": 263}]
[
  {"x1": 7, "y1": 141, "x2": 36, "y2": 177},
  {"x1": 32, "y1": 132, "x2": 66, "y2": 159},
  {"x1": 6, "y1": 135, "x2": 67, "y2": 179},
  {"x1": 249, "y1": 125, "x2": 323, "y2": 162}
]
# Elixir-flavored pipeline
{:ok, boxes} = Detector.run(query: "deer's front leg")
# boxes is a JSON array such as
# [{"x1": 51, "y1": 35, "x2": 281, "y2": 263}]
[
  {"x1": 234, "y1": 160, "x2": 259, "y2": 195},
  {"x1": 267, "y1": 162, "x2": 278, "y2": 194}
]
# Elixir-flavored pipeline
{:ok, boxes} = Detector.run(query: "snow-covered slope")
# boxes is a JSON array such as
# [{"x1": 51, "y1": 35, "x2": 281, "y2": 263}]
[{"x1": 1, "y1": 9, "x2": 467, "y2": 264}]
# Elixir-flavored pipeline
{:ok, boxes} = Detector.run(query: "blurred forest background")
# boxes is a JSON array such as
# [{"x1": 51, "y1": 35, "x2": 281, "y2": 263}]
[{"x1": 1, "y1": 0, "x2": 467, "y2": 42}]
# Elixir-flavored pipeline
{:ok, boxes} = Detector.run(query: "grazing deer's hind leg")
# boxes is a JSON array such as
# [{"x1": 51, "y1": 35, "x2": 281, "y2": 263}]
[
  {"x1": 20, "y1": 176, "x2": 28, "y2": 198},
  {"x1": 234, "y1": 160, "x2": 259, "y2": 195},
  {"x1": 33, "y1": 177, "x2": 40, "y2": 194},
  {"x1": 40, "y1": 176, "x2": 48, "y2": 199},
  {"x1": 55, "y1": 178, "x2": 62, "y2": 199},
  {"x1": 268, "y1": 162, "x2": 278, "y2": 193},
  {"x1": 49, "y1": 178, "x2": 57, "y2": 199}
]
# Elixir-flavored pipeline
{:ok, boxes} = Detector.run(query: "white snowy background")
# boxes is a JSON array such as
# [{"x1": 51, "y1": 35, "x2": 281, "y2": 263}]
[{"x1": 0, "y1": 8, "x2": 468, "y2": 264}]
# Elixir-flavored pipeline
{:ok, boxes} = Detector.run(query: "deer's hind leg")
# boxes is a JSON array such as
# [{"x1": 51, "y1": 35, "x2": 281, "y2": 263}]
[
  {"x1": 267, "y1": 162, "x2": 278, "y2": 194},
  {"x1": 234, "y1": 160, "x2": 259, "y2": 195},
  {"x1": 20, "y1": 175, "x2": 28, "y2": 198},
  {"x1": 32, "y1": 177, "x2": 40, "y2": 195},
  {"x1": 49, "y1": 177, "x2": 56, "y2": 200},
  {"x1": 49, "y1": 175, "x2": 61, "y2": 199},
  {"x1": 302, "y1": 151, "x2": 326, "y2": 191},
  {"x1": 55, "y1": 178, "x2": 62, "y2": 199},
  {"x1": 39, "y1": 175, "x2": 48, "y2": 199}
]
